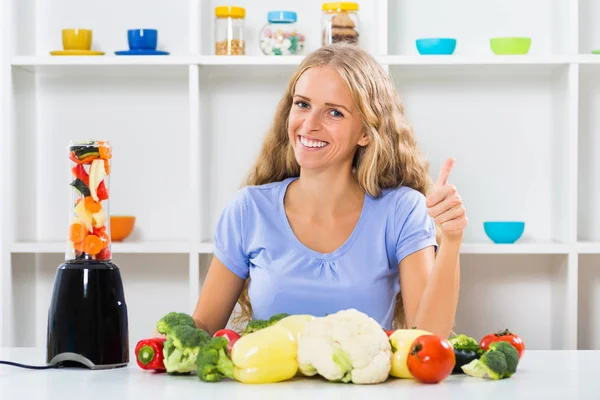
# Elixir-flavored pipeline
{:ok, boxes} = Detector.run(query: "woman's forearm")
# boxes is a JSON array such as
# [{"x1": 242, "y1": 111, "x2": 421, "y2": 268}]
[{"x1": 413, "y1": 233, "x2": 462, "y2": 338}]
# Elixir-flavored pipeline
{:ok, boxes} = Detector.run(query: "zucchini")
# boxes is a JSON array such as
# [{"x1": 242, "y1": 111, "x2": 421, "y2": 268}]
[
  {"x1": 71, "y1": 143, "x2": 99, "y2": 159},
  {"x1": 70, "y1": 178, "x2": 91, "y2": 197}
]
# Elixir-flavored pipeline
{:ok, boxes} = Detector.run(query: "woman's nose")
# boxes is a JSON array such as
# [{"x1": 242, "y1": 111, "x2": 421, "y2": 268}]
[{"x1": 304, "y1": 110, "x2": 322, "y2": 132}]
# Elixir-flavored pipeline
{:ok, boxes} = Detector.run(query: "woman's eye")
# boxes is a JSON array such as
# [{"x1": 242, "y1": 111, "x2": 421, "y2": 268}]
[
  {"x1": 330, "y1": 109, "x2": 344, "y2": 118},
  {"x1": 294, "y1": 100, "x2": 309, "y2": 109}
]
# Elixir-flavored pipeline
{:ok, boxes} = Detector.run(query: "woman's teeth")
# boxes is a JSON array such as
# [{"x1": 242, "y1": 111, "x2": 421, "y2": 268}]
[{"x1": 299, "y1": 135, "x2": 328, "y2": 148}]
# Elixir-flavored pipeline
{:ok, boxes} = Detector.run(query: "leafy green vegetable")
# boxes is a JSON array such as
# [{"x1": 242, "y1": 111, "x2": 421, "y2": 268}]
[
  {"x1": 163, "y1": 325, "x2": 211, "y2": 374},
  {"x1": 462, "y1": 350, "x2": 508, "y2": 380},
  {"x1": 196, "y1": 337, "x2": 235, "y2": 382},
  {"x1": 242, "y1": 313, "x2": 290, "y2": 336},
  {"x1": 156, "y1": 311, "x2": 196, "y2": 336},
  {"x1": 489, "y1": 341, "x2": 519, "y2": 378}
]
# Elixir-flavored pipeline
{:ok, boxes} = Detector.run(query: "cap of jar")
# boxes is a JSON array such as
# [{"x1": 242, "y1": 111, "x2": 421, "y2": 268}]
[
  {"x1": 267, "y1": 10, "x2": 297, "y2": 23},
  {"x1": 215, "y1": 6, "x2": 246, "y2": 18},
  {"x1": 322, "y1": 2, "x2": 359, "y2": 12}
]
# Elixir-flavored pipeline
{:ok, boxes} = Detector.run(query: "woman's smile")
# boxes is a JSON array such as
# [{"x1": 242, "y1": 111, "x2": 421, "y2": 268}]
[{"x1": 297, "y1": 134, "x2": 329, "y2": 151}]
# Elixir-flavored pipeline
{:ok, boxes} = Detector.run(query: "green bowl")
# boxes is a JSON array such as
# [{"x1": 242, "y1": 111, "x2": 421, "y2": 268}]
[{"x1": 490, "y1": 37, "x2": 531, "y2": 55}]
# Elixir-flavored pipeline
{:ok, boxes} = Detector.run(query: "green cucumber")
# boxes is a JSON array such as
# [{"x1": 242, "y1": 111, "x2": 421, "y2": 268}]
[
  {"x1": 70, "y1": 178, "x2": 91, "y2": 197},
  {"x1": 71, "y1": 144, "x2": 99, "y2": 159}
]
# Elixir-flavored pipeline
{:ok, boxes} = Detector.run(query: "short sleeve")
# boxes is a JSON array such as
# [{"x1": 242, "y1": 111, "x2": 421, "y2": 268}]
[
  {"x1": 213, "y1": 189, "x2": 250, "y2": 279},
  {"x1": 394, "y1": 190, "x2": 438, "y2": 265}
]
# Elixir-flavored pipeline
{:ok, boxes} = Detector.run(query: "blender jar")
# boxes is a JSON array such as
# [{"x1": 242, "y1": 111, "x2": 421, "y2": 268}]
[{"x1": 67, "y1": 140, "x2": 112, "y2": 262}]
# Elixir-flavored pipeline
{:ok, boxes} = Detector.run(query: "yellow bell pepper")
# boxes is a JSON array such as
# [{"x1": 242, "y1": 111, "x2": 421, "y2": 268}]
[
  {"x1": 230, "y1": 324, "x2": 298, "y2": 384},
  {"x1": 274, "y1": 314, "x2": 315, "y2": 341},
  {"x1": 389, "y1": 328, "x2": 432, "y2": 378}
]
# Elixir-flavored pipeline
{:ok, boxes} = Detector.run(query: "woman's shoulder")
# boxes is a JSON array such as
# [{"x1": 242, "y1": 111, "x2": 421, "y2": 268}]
[
  {"x1": 374, "y1": 185, "x2": 427, "y2": 209},
  {"x1": 226, "y1": 177, "x2": 296, "y2": 211}
]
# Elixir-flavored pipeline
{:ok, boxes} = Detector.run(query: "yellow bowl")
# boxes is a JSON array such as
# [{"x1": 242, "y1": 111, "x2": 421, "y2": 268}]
[{"x1": 110, "y1": 216, "x2": 135, "y2": 241}]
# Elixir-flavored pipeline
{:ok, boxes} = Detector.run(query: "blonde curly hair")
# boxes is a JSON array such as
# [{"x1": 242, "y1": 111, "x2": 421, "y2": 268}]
[{"x1": 232, "y1": 42, "x2": 438, "y2": 330}]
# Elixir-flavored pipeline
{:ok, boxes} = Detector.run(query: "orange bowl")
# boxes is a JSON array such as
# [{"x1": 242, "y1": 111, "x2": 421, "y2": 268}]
[{"x1": 110, "y1": 216, "x2": 135, "y2": 241}]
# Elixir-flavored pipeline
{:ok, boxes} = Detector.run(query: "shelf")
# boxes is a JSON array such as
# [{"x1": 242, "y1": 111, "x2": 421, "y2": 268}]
[
  {"x1": 383, "y1": 55, "x2": 572, "y2": 66},
  {"x1": 577, "y1": 242, "x2": 600, "y2": 254},
  {"x1": 461, "y1": 242, "x2": 570, "y2": 255},
  {"x1": 10, "y1": 241, "x2": 191, "y2": 254}
]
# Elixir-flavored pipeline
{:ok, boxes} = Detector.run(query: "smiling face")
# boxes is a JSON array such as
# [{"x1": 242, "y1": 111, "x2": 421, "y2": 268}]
[{"x1": 288, "y1": 66, "x2": 369, "y2": 172}]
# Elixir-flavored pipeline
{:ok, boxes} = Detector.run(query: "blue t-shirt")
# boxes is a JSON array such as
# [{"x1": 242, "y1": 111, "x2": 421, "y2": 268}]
[{"x1": 213, "y1": 176, "x2": 438, "y2": 330}]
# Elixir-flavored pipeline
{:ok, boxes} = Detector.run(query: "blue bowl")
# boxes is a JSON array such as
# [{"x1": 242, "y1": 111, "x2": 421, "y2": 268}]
[
  {"x1": 416, "y1": 38, "x2": 456, "y2": 55},
  {"x1": 128, "y1": 29, "x2": 158, "y2": 50},
  {"x1": 484, "y1": 221, "x2": 525, "y2": 244}
]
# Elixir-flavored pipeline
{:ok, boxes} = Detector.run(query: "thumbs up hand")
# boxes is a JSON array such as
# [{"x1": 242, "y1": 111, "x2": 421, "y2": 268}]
[{"x1": 426, "y1": 158, "x2": 467, "y2": 238}]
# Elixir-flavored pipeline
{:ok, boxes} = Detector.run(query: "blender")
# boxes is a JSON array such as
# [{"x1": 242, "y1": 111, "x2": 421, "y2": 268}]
[{"x1": 46, "y1": 140, "x2": 129, "y2": 369}]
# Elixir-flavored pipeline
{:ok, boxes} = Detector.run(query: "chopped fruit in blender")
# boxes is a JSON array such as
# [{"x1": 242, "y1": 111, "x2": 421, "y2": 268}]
[
  {"x1": 104, "y1": 159, "x2": 110, "y2": 175},
  {"x1": 83, "y1": 234, "x2": 103, "y2": 255},
  {"x1": 96, "y1": 247, "x2": 111, "y2": 260},
  {"x1": 71, "y1": 164, "x2": 89, "y2": 185},
  {"x1": 69, "y1": 219, "x2": 87, "y2": 243},
  {"x1": 70, "y1": 178, "x2": 91, "y2": 197},
  {"x1": 98, "y1": 141, "x2": 112, "y2": 160},
  {"x1": 71, "y1": 143, "x2": 100, "y2": 160},
  {"x1": 75, "y1": 199, "x2": 94, "y2": 233},
  {"x1": 69, "y1": 151, "x2": 98, "y2": 165},
  {"x1": 84, "y1": 196, "x2": 102, "y2": 213},
  {"x1": 89, "y1": 159, "x2": 106, "y2": 202},
  {"x1": 92, "y1": 208, "x2": 106, "y2": 228},
  {"x1": 97, "y1": 181, "x2": 109, "y2": 201}
]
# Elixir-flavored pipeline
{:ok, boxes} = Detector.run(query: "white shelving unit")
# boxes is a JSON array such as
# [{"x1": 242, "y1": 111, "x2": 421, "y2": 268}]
[{"x1": 1, "y1": 0, "x2": 599, "y2": 352}]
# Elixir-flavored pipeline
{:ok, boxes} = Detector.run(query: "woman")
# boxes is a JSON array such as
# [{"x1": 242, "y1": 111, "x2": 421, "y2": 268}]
[{"x1": 192, "y1": 43, "x2": 467, "y2": 339}]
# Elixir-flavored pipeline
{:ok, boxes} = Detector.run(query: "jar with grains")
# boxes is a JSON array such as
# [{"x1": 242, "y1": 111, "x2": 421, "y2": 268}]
[
  {"x1": 259, "y1": 11, "x2": 305, "y2": 56},
  {"x1": 215, "y1": 6, "x2": 245, "y2": 55},
  {"x1": 321, "y1": 2, "x2": 360, "y2": 46}
]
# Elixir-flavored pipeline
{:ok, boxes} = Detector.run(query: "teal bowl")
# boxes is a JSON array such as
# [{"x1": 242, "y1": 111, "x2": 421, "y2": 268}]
[
  {"x1": 416, "y1": 38, "x2": 457, "y2": 55},
  {"x1": 484, "y1": 221, "x2": 525, "y2": 244}
]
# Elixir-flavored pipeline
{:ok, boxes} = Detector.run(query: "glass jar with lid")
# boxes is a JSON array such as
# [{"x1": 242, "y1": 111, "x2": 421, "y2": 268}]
[
  {"x1": 215, "y1": 6, "x2": 246, "y2": 55},
  {"x1": 259, "y1": 11, "x2": 306, "y2": 56},
  {"x1": 321, "y1": 2, "x2": 360, "y2": 46}
]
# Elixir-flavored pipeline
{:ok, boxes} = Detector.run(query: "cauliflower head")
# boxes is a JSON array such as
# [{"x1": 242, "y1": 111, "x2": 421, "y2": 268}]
[{"x1": 297, "y1": 309, "x2": 392, "y2": 384}]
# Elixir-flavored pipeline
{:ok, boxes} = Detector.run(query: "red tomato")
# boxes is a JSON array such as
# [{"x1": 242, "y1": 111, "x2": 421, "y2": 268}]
[
  {"x1": 385, "y1": 330, "x2": 394, "y2": 337},
  {"x1": 480, "y1": 329, "x2": 525, "y2": 360},
  {"x1": 213, "y1": 329, "x2": 241, "y2": 354},
  {"x1": 407, "y1": 334, "x2": 455, "y2": 384}
]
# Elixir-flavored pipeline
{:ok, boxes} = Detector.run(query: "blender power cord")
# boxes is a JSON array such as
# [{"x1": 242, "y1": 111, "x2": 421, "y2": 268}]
[{"x1": 0, "y1": 360, "x2": 58, "y2": 369}]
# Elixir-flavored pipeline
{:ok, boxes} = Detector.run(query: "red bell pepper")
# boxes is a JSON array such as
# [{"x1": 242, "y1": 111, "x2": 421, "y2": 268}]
[
  {"x1": 213, "y1": 329, "x2": 241, "y2": 354},
  {"x1": 135, "y1": 337, "x2": 166, "y2": 371},
  {"x1": 71, "y1": 164, "x2": 89, "y2": 185},
  {"x1": 97, "y1": 181, "x2": 109, "y2": 201}
]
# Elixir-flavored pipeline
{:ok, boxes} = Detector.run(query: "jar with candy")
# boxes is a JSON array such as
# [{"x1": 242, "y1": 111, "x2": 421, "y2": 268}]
[
  {"x1": 215, "y1": 6, "x2": 246, "y2": 55},
  {"x1": 321, "y1": 2, "x2": 360, "y2": 46},
  {"x1": 259, "y1": 11, "x2": 305, "y2": 56}
]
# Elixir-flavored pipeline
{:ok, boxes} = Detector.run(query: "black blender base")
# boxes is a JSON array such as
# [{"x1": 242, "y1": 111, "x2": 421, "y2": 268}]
[
  {"x1": 48, "y1": 353, "x2": 128, "y2": 370},
  {"x1": 47, "y1": 260, "x2": 129, "y2": 369}
]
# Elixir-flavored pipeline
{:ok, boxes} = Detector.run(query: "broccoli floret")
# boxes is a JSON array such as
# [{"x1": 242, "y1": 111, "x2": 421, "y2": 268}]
[
  {"x1": 197, "y1": 337, "x2": 236, "y2": 382},
  {"x1": 462, "y1": 350, "x2": 507, "y2": 380},
  {"x1": 242, "y1": 313, "x2": 290, "y2": 336},
  {"x1": 449, "y1": 334, "x2": 480, "y2": 352},
  {"x1": 163, "y1": 325, "x2": 211, "y2": 374},
  {"x1": 268, "y1": 313, "x2": 290, "y2": 323},
  {"x1": 156, "y1": 312, "x2": 196, "y2": 336},
  {"x1": 489, "y1": 341, "x2": 519, "y2": 378}
]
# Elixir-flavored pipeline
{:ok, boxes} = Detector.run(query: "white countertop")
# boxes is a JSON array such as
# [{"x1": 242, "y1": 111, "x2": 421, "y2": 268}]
[{"x1": 1, "y1": 348, "x2": 598, "y2": 399}]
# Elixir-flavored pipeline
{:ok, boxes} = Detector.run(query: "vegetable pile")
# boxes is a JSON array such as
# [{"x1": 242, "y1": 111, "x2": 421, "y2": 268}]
[
  {"x1": 134, "y1": 310, "x2": 525, "y2": 386},
  {"x1": 67, "y1": 141, "x2": 112, "y2": 261}
]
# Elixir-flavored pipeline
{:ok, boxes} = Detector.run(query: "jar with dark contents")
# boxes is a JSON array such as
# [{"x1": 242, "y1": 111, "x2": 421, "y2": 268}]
[{"x1": 321, "y1": 2, "x2": 360, "y2": 46}]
